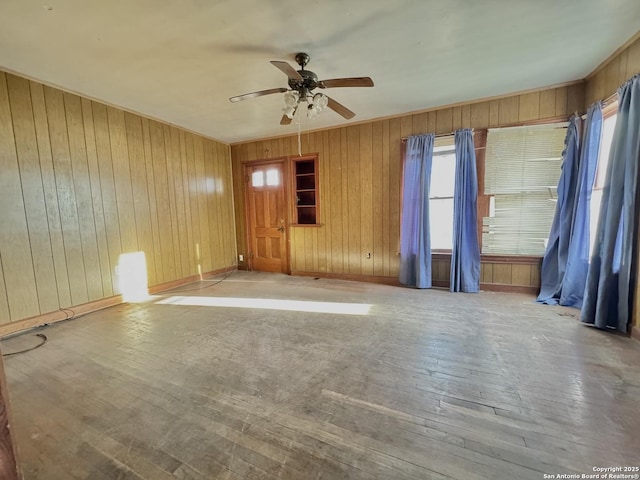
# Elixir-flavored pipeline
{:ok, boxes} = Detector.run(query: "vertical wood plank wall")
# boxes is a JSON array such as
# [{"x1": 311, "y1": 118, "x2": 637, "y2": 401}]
[
  {"x1": 585, "y1": 34, "x2": 640, "y2": 333},
  {"x1": 231, "y1": 83, "x2": 585, "y2": 290},
  {"x1": 0, "y1": 71, "x2": 236, "y2": 327},
  {"x1": 585, "y1": 35, "x2": 640, "y2": 106}
]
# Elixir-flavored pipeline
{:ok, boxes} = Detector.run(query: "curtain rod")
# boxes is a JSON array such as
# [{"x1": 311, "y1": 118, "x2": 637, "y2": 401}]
[
  {"x1": 602, "y1": 92, "x2": 618, "y2": 107},
  {"x1": 580, "y1": 92, "x2": 618, "y2": 119},
  {"x1": 401, "y1": 132, "x2": 457, "y2": 142},
  {"x1": 403, "y1": 93, "x2": 619, "y2": 141}
]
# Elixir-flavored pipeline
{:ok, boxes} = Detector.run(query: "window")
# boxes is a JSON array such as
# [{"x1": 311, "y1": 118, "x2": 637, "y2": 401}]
[
  {"x1": 430, "y1": 139, "x2": 456, "y2": 250},
  {"x1": 251, "y1": 168, "x2": 280, "y2": 187},
  {"x1": 251, "y1": 170, "x2": 264, "y2": 187},
  {"x1": 483, "y1": 123, "x2": 568, "y2": 255},
  {"x1": 590, "y1": 109, "x2": 617, "y2": 254},
  {"x1": 292, "y1": 155, "x2": 319, "y2": 225},
  {"x1": 266, "y1": 168, "x2": 280, "y2": 186}
]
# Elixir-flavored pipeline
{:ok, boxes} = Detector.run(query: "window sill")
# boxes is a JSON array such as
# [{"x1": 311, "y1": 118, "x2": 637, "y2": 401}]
[
  {"x1": 432, "y1": 252, "x2": 542, "y2": 265},
  {"x1": 481, "y1": 254, "x2": 542, "y2": 265}
]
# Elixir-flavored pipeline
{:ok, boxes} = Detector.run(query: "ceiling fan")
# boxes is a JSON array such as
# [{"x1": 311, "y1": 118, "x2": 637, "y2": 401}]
[{"x1": 229, "y1": 52, "x2": 374, "y2": 125}]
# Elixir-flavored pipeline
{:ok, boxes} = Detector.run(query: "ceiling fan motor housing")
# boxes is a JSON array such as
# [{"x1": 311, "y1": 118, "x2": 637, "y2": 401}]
[{"x1": 289, "y1": 69, "x2": 319, "y2": 96}]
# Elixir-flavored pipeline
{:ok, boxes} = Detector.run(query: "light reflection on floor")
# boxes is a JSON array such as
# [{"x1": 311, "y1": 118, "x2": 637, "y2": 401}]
[{"x1": 155, "y1": 295, "x2": 372, "y2": 315}]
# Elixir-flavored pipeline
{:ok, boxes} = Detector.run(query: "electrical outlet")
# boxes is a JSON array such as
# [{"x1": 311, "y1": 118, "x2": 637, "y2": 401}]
[{"x1": 238, "y1": 254, "x2": 244, "y2": 262}]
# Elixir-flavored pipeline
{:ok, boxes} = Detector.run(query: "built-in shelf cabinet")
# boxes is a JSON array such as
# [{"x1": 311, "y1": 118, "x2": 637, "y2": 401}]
[{"x1": 292, "y1": 155, "x2": 319, "y2": 225}]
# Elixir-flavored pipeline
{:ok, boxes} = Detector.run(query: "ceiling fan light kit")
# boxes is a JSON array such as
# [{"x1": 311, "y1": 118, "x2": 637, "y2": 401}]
[
  {"x1": 229, "y1": 52, "x2": 374, "y2": 125},
  {"x1": 282, "y1": 91, "x2": 299, "y2": 119}
]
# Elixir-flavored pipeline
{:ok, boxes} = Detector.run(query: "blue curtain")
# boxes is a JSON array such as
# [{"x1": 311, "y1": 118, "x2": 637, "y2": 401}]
[
  {"x1": 399, "y1": 134, "x2": 434, "y2": 288},
  {"x1": 450, "y1": 129, "x2": 480, "y2": 292},
  {"x1": 582, "y1": 75, "x2": 640, "y2": 332},
  {"x1": 537, "y1": 116, "x2": 581, "y2": 304},
  {"x1": 560, "y1": 103, "x2": 603, "y2": 307}
]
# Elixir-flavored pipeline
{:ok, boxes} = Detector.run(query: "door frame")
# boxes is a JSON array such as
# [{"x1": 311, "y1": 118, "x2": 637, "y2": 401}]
[{"x1": 243, "y1": 157, "x2": 291, "y2": 274}]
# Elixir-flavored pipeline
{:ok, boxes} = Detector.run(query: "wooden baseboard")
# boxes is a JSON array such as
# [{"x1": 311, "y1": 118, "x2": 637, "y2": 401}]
[
  {"x1": 419, "y1": 279, "x2": 539, "y2": 294},
  {"x1": 436, "y1": 281, "x2": 536, "y2": 294},
  {"x1": 480, "y1": 283, "x2": 539, "y2": 295},
  {"x1": 291, "y1": 270, "x2": 402, "y2": 286},
  {"x1": 0, "y1": 266, "x2": 236, "y2": 338},
  {"x1": 292, "y1": 271, "x2": 538, "y2": 294},
  {"x1": 147, "y1": 266, "x2": 235, "y2": 294},
  {"x1": 632, "y1": 325, "x2": 640, "y2": 343},
  {"x1": 432, "y1": 253, "x2": 542, "y2": 265},
  {"x1": 0, "y1": 295, "x2": 123, "y2": 339}
]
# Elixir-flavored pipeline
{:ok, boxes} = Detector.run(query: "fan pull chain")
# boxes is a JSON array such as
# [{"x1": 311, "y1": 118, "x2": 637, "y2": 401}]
[{"x1": 297, "y1": 117, "x2": 302, "y2": 156}]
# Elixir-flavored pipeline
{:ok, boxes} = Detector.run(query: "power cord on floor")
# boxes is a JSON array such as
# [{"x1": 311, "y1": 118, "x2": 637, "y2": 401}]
[
  {"x1": 2, "y1": 333, "x2": 47, "y2": 357},
  {"x1": 0, "y1": 271, "x2": 233, "y2": 356},
  {"x1": 60, "y1": 308, "x2": 77, "y2": 320},
  {"x1": 0, "y1": 306, "x2": 83, "y2": 356},
  {"x1": 158, "y1": 269, "x2": 234, "y2": 294}
]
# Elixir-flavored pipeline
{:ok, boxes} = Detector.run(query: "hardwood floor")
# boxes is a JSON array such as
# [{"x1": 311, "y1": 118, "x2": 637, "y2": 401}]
[{"x1": 3, "y1": 271, "x2": 640, "y2": 479}]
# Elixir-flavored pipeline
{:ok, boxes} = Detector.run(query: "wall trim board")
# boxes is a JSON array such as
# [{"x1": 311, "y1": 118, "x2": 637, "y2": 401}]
[
  {"x1": 432, "y1": 279, "x2": 538, "y2": 295},
  {"x1": 230, "y1": 83, "x2": 584, "y2": 146},
  {"x1": 585, "y1": 34, "x2": 640, "y2": 106},
  {"x1": 0, "y1": 266, "x2": 236, "y2": 338},
  {"x1": 480, "y1": 283, "x2": 538, "y2": 295},
  {"x1": 482, "y1": 255, "x2": 542, "y2": 265},
  {"x1": 292, "y1": 270, "x2": 538, "y2": 295},
  {"x1": 432, "y1": 253, "x2": 542, "y2": 265},
  {"x1": 399, "y1": 116, "x2": 574, "y2": 145},
  {"x1": 0, "y1": 295, "x2": 123, "y2": 339},
  {"x1": 432, "y1": 253, "x2": 451, "y2": 261},
  {"x1": 0, "y1": 66, "x2": 228, "y2": 146},
  {"x1": 291, "y1": 270, "x2": 402, "y2": 287},
  {"x1": 147, "y1": 265, "x2": 236, "y2": 295},
  {"x1": 586, "y1": 30, "x2": 640, "y2": 81}
]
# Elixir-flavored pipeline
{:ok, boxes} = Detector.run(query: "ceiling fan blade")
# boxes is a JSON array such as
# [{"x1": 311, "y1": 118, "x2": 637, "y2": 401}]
[
  {"x1": 280, "y1": 105, "x2": 298, "y2": 125},
  {"x1": 270, "y1": 61, "x2": 303, "y2": 81},
  {"x1": 229, "y1": 87, "x2": 287, "y2": 103},
  {"x1": 318, "y1": 77, "x2": 374, "y2": 88},
  {"x1": 327, "y1": 96, "x2": 356, "y2": 119}
]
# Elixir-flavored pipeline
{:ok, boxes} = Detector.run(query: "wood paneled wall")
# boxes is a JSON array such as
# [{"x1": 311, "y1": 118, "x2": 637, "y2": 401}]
[
  {"x1": 231, "y1": 83, "x2": 584, "y2": 287},
  {"x1": 432, "y1": 257, "x2": 540, "y2": 292},
  {"x1": 585, "y1": 34, "x2": 640, "y2": 106},
  {"x1": 0, "y1": 71, "x2": 236, "y2": 326}
]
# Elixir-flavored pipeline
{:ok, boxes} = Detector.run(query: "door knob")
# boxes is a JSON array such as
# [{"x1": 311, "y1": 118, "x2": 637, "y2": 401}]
[{"x1": 277, "y1": 226, "x2": 285, "y2": 233}]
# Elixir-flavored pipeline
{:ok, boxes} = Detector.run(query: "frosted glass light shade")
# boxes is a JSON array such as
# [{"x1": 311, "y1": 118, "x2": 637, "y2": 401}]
[
  {"x1": 283, "y1": 105, "x2": 296, "y2": 118},
  {"x1": 284, "y1": 91, "x2": 299, "y2": 107},
  {"x1": 313, "y1": 93, "x2": 328, "y2": 110}
]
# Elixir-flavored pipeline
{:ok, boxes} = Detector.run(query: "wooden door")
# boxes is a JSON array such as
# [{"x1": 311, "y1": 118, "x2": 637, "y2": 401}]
[{"x1": 245, "y1": 161, "x2": 288, "y2": 273}]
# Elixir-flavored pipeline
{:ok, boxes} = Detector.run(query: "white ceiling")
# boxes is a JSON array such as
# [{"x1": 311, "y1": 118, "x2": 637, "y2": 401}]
[{"x1": 0, "y1": 1, "x2": 638, "y2": 144}]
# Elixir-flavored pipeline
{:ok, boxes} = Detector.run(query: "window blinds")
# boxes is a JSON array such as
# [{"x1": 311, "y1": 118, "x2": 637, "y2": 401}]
[{"x1": 483, "y1": 123, "x2": 568, "y2": 255}]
